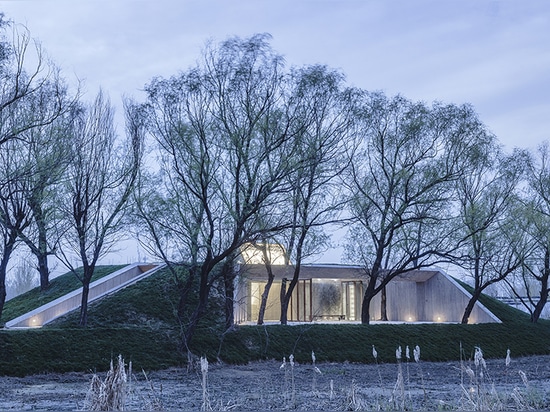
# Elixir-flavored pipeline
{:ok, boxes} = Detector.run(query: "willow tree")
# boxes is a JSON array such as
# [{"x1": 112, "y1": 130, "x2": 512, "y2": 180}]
[
  {"x1": 345, "y1": 92, "x2": 492, "y2": 324},
  {"x1": 505, "y1": 142, "x2": 550, "y2": 323},
  {"x1": 0, "y1": 138, "x2": 33, "y2": 322},
  {"x1": 57, "y1": 92, "x2": 142, "y2": 326},
  {"x1": 14, "y1": 87, "x2": 75, "y2": 291},
  {"x1": 0, "y1": 16, "x2": 76, "y2": 302},
  {"x1": 0, "y1": 18, "x2": 70, "y2": 147},
  {"x1": 138, "y1": 34, "x2": 299, "y2": 346},
  {"x1": 452, "y1": 147, "x2": 528, "y2": 324},
  {"x1": 275, "y1": 64, "x2": 357, "y2": 325}
]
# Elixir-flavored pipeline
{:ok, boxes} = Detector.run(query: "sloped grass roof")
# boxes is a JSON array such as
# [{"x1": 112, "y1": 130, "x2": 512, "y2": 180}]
[{"x1": 1, "y1": 265, "x2": 126, "y2": 323}]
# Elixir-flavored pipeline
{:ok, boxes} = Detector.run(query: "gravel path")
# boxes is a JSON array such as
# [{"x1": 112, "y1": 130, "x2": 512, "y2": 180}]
[{"x1": 1, "y1": 355, "x2": 549, "y2": 410}]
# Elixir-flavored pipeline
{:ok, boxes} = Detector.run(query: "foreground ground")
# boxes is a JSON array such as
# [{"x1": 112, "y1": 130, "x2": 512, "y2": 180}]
[{"x1": 0, "y1": 354, "x2": 549, "y2": 410}]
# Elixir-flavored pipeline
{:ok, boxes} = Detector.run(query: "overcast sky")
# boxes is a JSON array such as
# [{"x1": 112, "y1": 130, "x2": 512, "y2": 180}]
[
  {"x1": 2, "y1": 0, "x2": 549, "y2": 151},
  {"x1": 1, "y1": 1, "x2": 549, "y2": 265}
]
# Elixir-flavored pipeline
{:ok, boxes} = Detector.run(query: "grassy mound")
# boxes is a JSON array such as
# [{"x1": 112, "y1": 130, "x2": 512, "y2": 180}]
[
  {"x1": 1, "y1": 265, "x2": 550, "y2": 376},
  {"x1": 2, "y1": 265, "x2": 126, "y2": 323}
]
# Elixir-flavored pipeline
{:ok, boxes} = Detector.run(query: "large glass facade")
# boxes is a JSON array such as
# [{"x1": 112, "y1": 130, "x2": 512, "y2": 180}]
[
  {"x1": 249, "y1": 281, "x2": 282, "y2": 321},
  {"x1": 239, "y1": 266, "x2": 501, "y2": 324},
  {"x1": 248, "y1": 279, "x2": 362, "y2": 323}
]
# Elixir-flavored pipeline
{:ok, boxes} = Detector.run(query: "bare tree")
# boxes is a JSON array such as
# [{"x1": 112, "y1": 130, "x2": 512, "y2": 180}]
[
  {"x1": 13, "y1": 89, "x2": 75, "y2": 291},
  {"x1": 0, "y1": 138, "x2": 33, "y2": 322},
  {"x1": 506, "y1": 142, "x2": 550, "y2": 322},
  {"x1": 0, "y1": 18, "x2": 70, "y2": 147},
  {"x1": 56, "y1": 92, "x2": 142, "y2": 326},
  {"x1": 451, "y1": 147, "x2": 528, "y2": 324},
  {"x1": 276, "y1": 64, "x2": 356, "y2": 325},
  {"x1": 0, "y1": 17, "x2": 78, "y2": 291},
  {"x1": 344, "y1": 92, "x2": 491, "y2": 324},
  {"x1": 139, "y1": 34, "x2": 298, "y2": 346}
]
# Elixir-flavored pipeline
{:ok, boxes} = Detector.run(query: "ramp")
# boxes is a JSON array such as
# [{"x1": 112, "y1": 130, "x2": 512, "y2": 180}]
[{"x1": 5, "y1": 263, "x2": 165, "y2": 328}]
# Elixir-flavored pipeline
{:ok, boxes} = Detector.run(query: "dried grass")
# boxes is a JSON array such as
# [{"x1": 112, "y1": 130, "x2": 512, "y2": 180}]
[
  {"x1": 85, "y1": 355, "x2": 127, "y2": 411},
  {"x1": 200, "y1": 356, "x2": 211, "y2": 411},
  {"x1": 85, "y1": 355, "x2": 166, "y2": 411},
  {"x1": 80, "y1": 347, "x2": 550, "y2": 411}
]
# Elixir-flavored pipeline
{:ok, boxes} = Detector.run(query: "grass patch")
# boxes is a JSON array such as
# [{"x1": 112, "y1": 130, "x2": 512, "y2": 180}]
[
  {"x1": 0, "y1": 327, "x2": 181, "y2": 376},
  {"x1": 2, "y1": 265, "x2": 126, "y2": 323},
  {"x1": 48, "y1": 264, "x2": 225, "y2": 330},
  {"x1": 48, "y1": 266, "x2": 181, "y2": 329},
  {"x1": 215, "y1": 321, "x2": 550, "y2": 365}
]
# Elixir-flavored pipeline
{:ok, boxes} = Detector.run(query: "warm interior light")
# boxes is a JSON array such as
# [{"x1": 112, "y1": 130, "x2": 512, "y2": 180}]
[{"x1": 240, "y1": 243, "x2": 287, "y2": 265}]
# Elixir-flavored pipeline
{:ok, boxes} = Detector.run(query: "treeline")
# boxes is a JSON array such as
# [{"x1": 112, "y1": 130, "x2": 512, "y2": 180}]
[{"x1": 0, "y1": 20, "x2": 548, "y2": 347}]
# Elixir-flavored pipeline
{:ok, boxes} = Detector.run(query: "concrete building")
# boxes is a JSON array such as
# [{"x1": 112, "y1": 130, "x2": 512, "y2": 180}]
[{"x1": 234, "y1": 263, "x2": 500, "y2": 325}]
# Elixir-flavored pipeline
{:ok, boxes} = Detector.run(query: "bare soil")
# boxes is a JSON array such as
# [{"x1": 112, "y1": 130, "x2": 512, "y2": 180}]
[{"x1": 1, "y1": 355, "x2": 550, "y2": 410}]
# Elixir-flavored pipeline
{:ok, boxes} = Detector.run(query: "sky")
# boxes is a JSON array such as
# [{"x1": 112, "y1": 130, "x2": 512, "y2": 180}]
[
  {"x1": 1, "y1": 0, "x2": 549, "y2": 264},
  {"x1": 2, "y1": 0, "x2": 549, "y2": 150}
]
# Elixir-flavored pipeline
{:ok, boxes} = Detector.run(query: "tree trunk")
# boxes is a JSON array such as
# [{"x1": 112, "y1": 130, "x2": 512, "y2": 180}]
[
  {"x1": 78, "y1": 283, "x2": 90, "y2": 326},
  {"x1": 78, "y1": 266, "x2": 95, "y2": 327},
  {"x1": 38, "y1": 253, "x2": 49, "y2": 291},
  {"x1": 531, "y1": 271, "x2": 549, "y2": 323},
  {"x1": 0, "y1": 279, "x2": 6, "y2": 325},
  {"x1": 361, "y1": 294, "x2": 373, "y2": 324},
  {"x1": 532, "y1": 249, "x2": 550, "y2": 323},
  {"x1": 223, "y1": 262, "x2": 235, "y2": 330},
  {"x1": 79, "y1": 282, "x2": 90, "y2": 326},
  {"x1": 37, "y1": 224, "x2": 50, "y2": 291},
  {"x1": 280, "y1": 278, "x2": 289, "y2": 325},
  {"x1": 257, "y1": 274, "x2": 274, "y2": 325},
  {"x1": 0, "y1": 240, "x2": 15, "y2": 323},
  {"x1": 35, "y1": 211, "x2": 50, "y2": 291},
  {"x1": 280, "y1": 267, "x2": 303, "y2": 325},
  {"x1": 257, "y1": 254, "x2": 275, "y2": 325},
  {"x1": 183, "y1": 265, "x2": 211, "y2": 348},
  {"x1": 20, "y1": 203, "x2": 52, "y2": 291},
  {"x1": 380, "y1": 286, "x2": 388, "y2": 321},
  {"x1": 361, "y1": 279, "x2": 378, "y2": 324},
  {"x1": 531, "y1": 295, "x2": 547, "y2": 323},
  {"x1": 461, "y1": 289, "x2": 483, "y2": 324}
]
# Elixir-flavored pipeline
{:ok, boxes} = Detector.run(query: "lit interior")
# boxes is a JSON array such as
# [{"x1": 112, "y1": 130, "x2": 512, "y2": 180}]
[
  {"x1": 248, "y1": 279, "x2": 362, "y2": 322},
  {"x1": 240, "y1": 243, "x2": 287, "y2": 265}
]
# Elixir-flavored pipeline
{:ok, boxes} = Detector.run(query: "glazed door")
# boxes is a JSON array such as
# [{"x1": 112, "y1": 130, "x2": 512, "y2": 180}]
[
  {"x1": 342, "y1": 281, "x2": 362, "y2": 321},
  {"x1": 290, "y1": 279, "x2": 312, "y2": 322}
]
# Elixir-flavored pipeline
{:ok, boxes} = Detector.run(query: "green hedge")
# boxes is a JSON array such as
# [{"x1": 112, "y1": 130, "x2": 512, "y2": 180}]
[
  {"x1": 215, "y1": 322, "x2": 550, "y2": 365},
  {"x1": 0, "y1": 327, "x2": 182, "y2": 376},
  {"x1": 2, "y1": 320, "x2": 550, "y2": 376}
]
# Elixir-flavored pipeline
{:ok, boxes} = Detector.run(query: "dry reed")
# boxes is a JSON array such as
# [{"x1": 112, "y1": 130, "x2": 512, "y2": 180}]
[
  {"x1": 79, "y1": 347, "x2": 550, "y2": 410},
  {"x1": 85, "y1": 355, "x2": 127, "y2": 411},
  {"x1": 200, "y1": 356, "x2": 211, "y2": 411}
]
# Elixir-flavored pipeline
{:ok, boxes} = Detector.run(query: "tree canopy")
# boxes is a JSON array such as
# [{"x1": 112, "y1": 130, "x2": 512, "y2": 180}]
[{"x1": 1, "y1": 25, "x2": 548, "y2": 338}]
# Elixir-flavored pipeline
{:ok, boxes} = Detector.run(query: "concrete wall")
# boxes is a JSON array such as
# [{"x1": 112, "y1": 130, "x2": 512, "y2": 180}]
[
  {"x1": 6, "y1": 263, "x2": 163, "y2": 328},
  {"x1": 381, "y1": 271, "x2": 500, "y2": 323}
]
